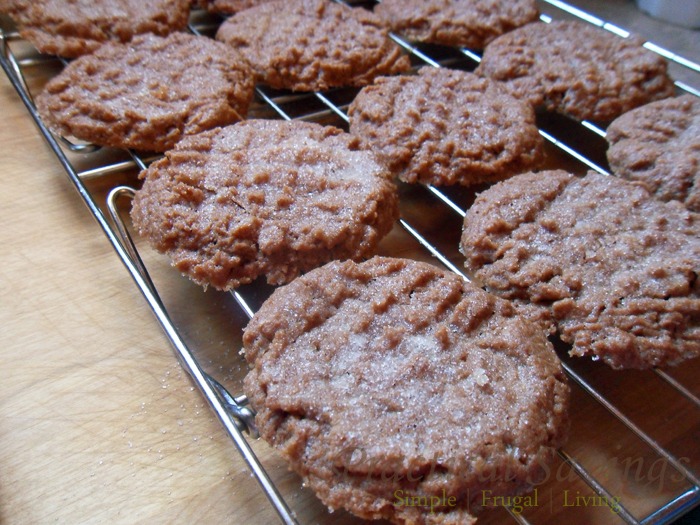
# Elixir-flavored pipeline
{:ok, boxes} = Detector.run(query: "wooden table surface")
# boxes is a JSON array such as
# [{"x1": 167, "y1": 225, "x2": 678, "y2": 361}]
[{"x1": 1, "y1": 1, "x2": 698, "y2": 525}]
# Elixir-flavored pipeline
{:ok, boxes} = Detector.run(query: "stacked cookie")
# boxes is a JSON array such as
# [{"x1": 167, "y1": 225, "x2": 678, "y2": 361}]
[{"x1": 7, "y1": 0, "x2": 700, "y2": 523}]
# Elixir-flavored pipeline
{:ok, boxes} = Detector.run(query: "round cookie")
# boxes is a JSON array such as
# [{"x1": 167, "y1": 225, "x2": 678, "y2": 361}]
[
  {"x1": 606, "y1": 95, "x2": 700, "y2": 212},
  {"x1": 35, "y1": 32, "x2": 255, "y2": 153},
  {"x1": 460, "y1": 169, "x2": 700, "y2": 369},
  {"x1": 348, "y1": 67, "x2": 544, "y2": 186},
  {"x1": 130, "y1": 120, "x2": 399, "y2": 290},
  {"x1": 374, "y1": 0, "x2": 539, "y2": 49},
  {"x1": 215, "y1": 0, "x2": 411, "y2": 92},
  {"x1": 243, "y1": 256, "x2": 569, "y2": 525},
  {"x1": 0, "y1": 0, "x2": 191, "y2": 58},
  {"x1": 476, "y1": 20, "x2": 675, "y2": 122}
]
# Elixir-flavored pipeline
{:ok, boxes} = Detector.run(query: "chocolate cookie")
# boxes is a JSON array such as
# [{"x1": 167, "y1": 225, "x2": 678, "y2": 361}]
[
  {"x1": 215, "y1": 0, "x2": 411, "y2": 92},
  {"x1": 460, "y1": 170, "x2": 700, "y2": 370},
  {"x1": 35, "y1": 32, "x2": 254, "y2": 153},
  {"x1": 130, "y1": 120, "x2": 399, "y2": 290},
  {"x1": 0, "y1": 0, "x2": 190, "y2": 58},
  {"x1": 243, "y1": 256, "x2": 569, "y2": 525},
  {"x1": 476, "y1": 20, "x2": 675, "y2": 122},
  {"x1": 374, "y1": 0, "x2": 539, "y2": 49},
  {"x1": 606, "y1": 95, "x2": 700, "y2": 212},
  {"x1": 348, "y1": 67, "x2": 544, "y2": 186}
]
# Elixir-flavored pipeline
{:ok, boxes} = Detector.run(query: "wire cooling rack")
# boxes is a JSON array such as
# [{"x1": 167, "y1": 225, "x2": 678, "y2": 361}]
[{"x1": 1, "y1": 1, "x2": 699, "y2": 524}]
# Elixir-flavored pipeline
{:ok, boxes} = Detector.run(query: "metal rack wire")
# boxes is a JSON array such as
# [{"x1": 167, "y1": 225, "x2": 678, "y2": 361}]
[{"x1": 1, "y1": 1, "x2": 698, "y2": 524}]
